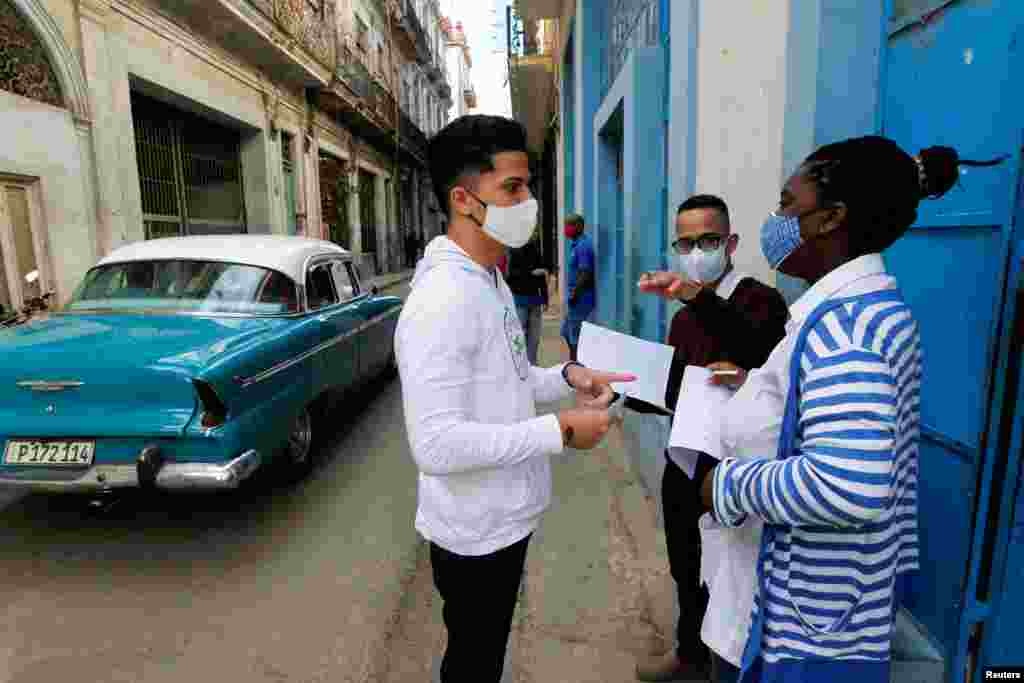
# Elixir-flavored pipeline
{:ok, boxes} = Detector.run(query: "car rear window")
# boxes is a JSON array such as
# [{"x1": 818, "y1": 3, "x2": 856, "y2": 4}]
[{"x1": 68, "y1": 260, "x2": 299, "y2": 315}]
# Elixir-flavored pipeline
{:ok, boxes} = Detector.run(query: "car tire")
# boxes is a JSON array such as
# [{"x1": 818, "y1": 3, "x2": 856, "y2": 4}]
[{"x1": 278, "y1": 404, "x2": 315, "y2": 483}]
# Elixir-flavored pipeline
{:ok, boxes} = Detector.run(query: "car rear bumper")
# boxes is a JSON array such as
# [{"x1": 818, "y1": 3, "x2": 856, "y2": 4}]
[{"x1": 0, "y1": 448, "x2": 262, "y2": 493}]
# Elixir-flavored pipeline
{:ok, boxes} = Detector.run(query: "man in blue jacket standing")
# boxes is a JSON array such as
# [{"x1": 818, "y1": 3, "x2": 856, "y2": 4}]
[{"x1": 561, "y1": 213, "x2": 595, "y2": 361}]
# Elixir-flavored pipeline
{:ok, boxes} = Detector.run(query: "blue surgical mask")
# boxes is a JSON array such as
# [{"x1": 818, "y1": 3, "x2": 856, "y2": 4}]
[{"x1": 760, "y1": 212, "x2": 804, "y2": 269}]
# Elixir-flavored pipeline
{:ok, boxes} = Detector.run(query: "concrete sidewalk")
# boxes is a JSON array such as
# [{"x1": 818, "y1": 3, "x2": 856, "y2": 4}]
[{"x1": 497, "y1": 314, "x2": 679, "y2": 682}]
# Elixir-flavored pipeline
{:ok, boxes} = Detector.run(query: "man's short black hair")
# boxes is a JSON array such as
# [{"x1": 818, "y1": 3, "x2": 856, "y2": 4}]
[
  {"x1": 565, "y1": 213, "x2": 585, "y2": 228},
  {"x1": 428, "y1": 115, "x2": 530, "y2": 213},
  {"x1": 677, "y1": 194, "x2": 730, "y2": 227}
]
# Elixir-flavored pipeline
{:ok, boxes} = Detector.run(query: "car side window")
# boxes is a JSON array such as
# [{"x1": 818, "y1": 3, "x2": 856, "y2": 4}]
[
  {"x1": 306, "y1": 262, "x2": 339, "y2": 310},
  {"x1": 344, "y1": 261, "x2": 362, "y2": 296},
  {"x1": 256, "y1": 271, "x2": 299, "y2": 313},
  {"x1": 331, "y1": 260, "x2": 358, "y2": 301}
]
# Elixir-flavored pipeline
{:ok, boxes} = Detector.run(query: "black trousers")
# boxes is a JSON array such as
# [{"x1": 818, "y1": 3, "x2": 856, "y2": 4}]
[
  {"x1": 430, "y1": 534, "x2": 531, "y2": 683},
  {"x1": 663, "y1": 451, "x2": 716, "y2": 666}
]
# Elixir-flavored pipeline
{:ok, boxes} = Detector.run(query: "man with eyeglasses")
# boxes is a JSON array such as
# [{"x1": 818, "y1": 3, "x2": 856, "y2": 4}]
[{"x1": 630, "y1": 194, "x2": 788, "y2": 682}]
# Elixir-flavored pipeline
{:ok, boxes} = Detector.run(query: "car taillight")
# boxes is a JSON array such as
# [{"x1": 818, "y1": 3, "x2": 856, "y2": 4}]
[{"x1": 192, "y1": 379, "x2": 227, "y2": 429}]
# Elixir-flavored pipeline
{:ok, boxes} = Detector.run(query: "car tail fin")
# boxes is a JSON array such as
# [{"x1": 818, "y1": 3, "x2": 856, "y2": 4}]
[{"x1": 192, "y1": 379, "x2": 227, "y2": 429}]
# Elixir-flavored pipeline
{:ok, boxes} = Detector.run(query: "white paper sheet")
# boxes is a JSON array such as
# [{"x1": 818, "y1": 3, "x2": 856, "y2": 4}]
[
  {"x1": 667, "y1": 366, "x2": 733, "y2": 477},
  {"x1": 577, "y1": 322, "x2": 675, "y2": 411}
]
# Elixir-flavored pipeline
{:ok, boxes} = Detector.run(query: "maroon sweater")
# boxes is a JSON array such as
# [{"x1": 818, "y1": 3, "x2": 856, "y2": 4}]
[{"x1": 625, "y1": 276, "x2": 789, "y2": 415}]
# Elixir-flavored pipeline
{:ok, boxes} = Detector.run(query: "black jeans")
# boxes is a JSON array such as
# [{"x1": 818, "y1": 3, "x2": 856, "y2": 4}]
[
  {"x1": 711, "y1": 651, "x2": 741, "y2": 683},
  {"x1": 663, "y1": 451, "x2": 716, "y2": 668},
  {"x1": 430, "y1": 534, "x2": 532, "y2": 683}
]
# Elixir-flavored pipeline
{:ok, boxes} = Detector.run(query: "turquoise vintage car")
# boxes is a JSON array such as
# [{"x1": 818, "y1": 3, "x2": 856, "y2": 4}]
[{"x1": 0, "y1": 235, "x2": 402, "y2": 493}]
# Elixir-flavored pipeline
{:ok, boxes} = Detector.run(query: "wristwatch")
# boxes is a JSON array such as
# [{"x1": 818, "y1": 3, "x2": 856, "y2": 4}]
[{"x1": 562, "y1": 361, "x2": 584, "y2": 388}]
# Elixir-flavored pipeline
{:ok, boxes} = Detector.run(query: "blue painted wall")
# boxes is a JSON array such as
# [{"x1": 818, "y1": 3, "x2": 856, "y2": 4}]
[
  {"x1": 594, "y1": 111, "x2": 621, "y2": 328},
  {"x1": 592, "y1": 44, "x2": 667, "y2": 340},
  {"x1": 624, "y1": 47, "x2": 667, "y2": 343},
  {"x1": 814, "y1": 0, "x2": 884, "y2": 147},
  {"x1": 570, "y1": 0, "x2": 604, "y2": 312},
  {"x1": 581, "y1": 3, "x2": 674, "y2": 514},
  {"x1": 562, "y1": 31, "x2": 575, "y2": 221}
]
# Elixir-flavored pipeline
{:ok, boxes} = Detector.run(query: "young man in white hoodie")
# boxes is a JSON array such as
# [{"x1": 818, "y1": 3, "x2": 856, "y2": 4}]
[{"x1": 395, "y1": 115, "x2": 634, "y2": 683}]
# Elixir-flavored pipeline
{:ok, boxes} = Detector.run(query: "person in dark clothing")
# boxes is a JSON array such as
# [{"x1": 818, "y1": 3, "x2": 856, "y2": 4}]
[
  {"x1": 628, "y1": 195, "x2": 789, "y2": 682},
  {"x1": 405, "y1": 231, "x2": 417, "y2": 268},
  {"x1": 506, "y1": 234, "x2": 549, "y2": 365}
]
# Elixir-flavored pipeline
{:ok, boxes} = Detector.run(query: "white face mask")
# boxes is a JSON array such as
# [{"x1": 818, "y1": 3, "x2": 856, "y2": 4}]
[
  {"x1": 467, "y1": 191, "x2": 539, "y2": 249},
  {"x1": 677, "y1": 244, "x2": 728, "y2": 283}
]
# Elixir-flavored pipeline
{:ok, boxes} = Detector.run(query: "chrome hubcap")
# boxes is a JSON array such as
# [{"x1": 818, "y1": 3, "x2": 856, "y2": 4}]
[{"x1": 288, "y1": 409, "x2": 313, "y2": 465}]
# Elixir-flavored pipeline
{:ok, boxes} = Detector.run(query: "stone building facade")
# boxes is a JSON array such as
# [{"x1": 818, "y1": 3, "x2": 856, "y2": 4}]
[
  {"x1": 442, "y1": 17, "x2": 476, "y2": 121},
  {"x1": 0, "y1": 0, "x2": 452, "y2": 313},
  {"x1": 394, "y1": 0, "x2": 451, "y2": 246}
]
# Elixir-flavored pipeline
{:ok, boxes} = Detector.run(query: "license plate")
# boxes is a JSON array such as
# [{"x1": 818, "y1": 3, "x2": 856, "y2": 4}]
[{"x1": 3, "y1": 440, "x2": 95, "y2": 466}]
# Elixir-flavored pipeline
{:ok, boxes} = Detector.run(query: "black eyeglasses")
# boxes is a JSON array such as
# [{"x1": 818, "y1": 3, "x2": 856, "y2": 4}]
[{"x1": 671, "y1": 233, "x2": 726, "y2": 255}]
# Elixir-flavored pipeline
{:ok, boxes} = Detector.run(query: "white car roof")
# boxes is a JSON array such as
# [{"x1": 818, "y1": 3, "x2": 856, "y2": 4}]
[{"x1": 96, "y1": 235, "x2": 350, "y2": 282}]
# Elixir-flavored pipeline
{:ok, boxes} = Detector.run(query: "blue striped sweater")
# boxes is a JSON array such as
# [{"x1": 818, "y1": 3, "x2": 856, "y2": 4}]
[{"x1": 713, "y1": 275, "x2": 921, "y2": 676}]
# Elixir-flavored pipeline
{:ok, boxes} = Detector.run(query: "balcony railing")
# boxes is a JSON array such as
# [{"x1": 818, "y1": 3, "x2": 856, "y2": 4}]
[
  {"x1": 389, "y1": 0, "x2": 418, "y2": 61},
  {"x1": 337, "y1": 49, "x2": 397, "y2": 131},
  {"x1": 370, "y1": 78, "x2": 398, "y2": 130},
  {"x1": 339, "y1": 54, "x2": 374, "y2": 101},
  {"x1": 149, "y1": 0, "x2": 334, "y2": 86},
  {"x1": 399, "y1": 108, "x2": 428, "y2": 161},
  {"x1": 403, "y1": 0, "x2": 433, "y2": 65}
]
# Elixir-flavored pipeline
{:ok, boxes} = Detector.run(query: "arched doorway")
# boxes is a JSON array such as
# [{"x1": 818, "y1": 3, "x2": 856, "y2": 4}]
[
  {"x1": 1, "y1": 0, "x2": 90, "y2": 122},
  {"x1": 0, "y1": 0, "x2": 93, "y2": 310}
]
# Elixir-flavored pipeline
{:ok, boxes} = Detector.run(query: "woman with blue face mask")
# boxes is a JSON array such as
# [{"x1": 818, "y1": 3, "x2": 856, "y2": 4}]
[{"x1": 698, "y1": 137, "x2": 1003, "y2": 683}]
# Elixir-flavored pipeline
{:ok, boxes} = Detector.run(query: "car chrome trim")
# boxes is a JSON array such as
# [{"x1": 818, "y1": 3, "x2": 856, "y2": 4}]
[
  {"x1": 154, "y1": 449, "x2": 262, "y2": 490},
  {"x1": 53, "y1": 308, "x2": 309, "y2": 320},
  {"x1": 0, "y1": 449, "x2": 262, "y2": 493},
  {"x1": 16, "y1": 380, "x2": 84, "y2": 392},
  {"x1": 233, "y1": 305, "x2": 402, "y2": 388},
  {"x1": 0, "y1": 463, "x2": 140, "y2": 492}
]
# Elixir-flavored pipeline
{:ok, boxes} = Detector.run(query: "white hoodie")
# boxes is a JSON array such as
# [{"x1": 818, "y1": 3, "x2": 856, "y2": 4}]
[{"x1": 395, "y1": 236, "x2": 574, "y2": 556}]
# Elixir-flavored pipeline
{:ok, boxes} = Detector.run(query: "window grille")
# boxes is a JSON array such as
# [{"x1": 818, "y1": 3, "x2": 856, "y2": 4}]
[
  {"x1": 605, "y1": 0, "x2": 659, "y2": 96},
  {"x1": 131, "y1": 91, "x2": 246, "y2": 240}
]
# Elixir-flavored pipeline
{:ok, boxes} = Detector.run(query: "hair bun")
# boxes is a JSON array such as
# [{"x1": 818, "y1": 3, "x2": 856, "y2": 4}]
[
  {"x1": 917, "y1": 146, "x2": 1010, "y2": 200},
  {"x1": 916, "y1": 146, "x2": 960, "y2": 199}
]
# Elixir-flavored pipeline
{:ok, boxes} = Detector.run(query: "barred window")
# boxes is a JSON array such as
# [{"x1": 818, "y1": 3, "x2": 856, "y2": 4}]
[{"x1": 131, "y1": 91, "x2": 246, "y2": 239}]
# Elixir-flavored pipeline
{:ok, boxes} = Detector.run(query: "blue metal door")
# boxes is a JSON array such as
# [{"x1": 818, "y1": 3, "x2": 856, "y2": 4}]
[
  {"x1": 976, "y1": 248, "x2": 1024, "y2": 679},
  {"x1": 879, "y1": 1, "x2": 1024, "y2": 679}
]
